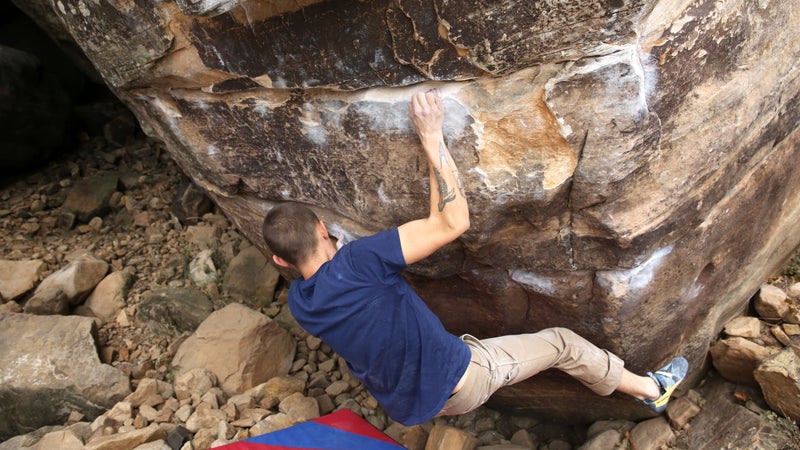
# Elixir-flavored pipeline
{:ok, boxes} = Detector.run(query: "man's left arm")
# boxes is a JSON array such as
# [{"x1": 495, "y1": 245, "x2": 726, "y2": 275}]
[{"x1": 398, "y1": 89, "x2": 470, "y2": 265}]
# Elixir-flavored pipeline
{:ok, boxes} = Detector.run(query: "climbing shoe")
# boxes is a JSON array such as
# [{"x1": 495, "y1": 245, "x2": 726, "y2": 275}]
[{"x1": 643, "y1": 356, "x2": 689, "y2": 413}]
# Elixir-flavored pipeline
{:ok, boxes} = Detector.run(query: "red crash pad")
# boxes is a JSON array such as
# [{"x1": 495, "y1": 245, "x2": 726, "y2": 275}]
[{"x1": 216, "y1": 409, "x2": 404, "y2": 449}]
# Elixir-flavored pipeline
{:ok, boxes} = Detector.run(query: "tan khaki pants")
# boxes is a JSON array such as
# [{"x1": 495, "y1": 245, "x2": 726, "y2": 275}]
[{"x1": 438, "y1": 327, "x2": 624, "y2": 417}]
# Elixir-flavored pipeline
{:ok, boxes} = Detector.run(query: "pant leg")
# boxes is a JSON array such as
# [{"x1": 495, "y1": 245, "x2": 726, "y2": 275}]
[
  {"x1": 481, "y1": 327, "x2": 625, "y2": 396},
  {"x1": 438, "y1": 328, "x2": 624, "y2": 417}
]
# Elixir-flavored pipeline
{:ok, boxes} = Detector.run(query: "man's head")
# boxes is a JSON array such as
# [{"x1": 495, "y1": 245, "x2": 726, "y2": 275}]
[{"x1": 262, "y1": 202, "x2": 321, "y2": 268}]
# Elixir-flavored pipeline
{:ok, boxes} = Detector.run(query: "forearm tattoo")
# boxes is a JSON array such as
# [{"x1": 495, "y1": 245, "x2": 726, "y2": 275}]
[{"x1": 434, "y1": 140, "x2": 462, "y2": 212}]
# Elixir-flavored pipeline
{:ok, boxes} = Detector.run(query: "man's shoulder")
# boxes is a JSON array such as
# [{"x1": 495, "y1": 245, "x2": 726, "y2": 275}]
[{"x1": 347, "y1": 228, "x2": 404, "y2": 265}]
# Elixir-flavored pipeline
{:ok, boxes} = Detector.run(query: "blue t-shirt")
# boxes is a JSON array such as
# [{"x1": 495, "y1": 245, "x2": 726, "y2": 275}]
[{"x1": 288, "y1": 228, "x2": 471, "y2": 425}]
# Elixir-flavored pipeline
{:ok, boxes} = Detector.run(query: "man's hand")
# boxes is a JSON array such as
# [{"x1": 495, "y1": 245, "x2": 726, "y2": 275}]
[
  {"x1": 409, "y1": 89, "x2": 444, "y2": 141},
  {"x1": 398, "y1": 89, "x2": 470, "y2": 265}
]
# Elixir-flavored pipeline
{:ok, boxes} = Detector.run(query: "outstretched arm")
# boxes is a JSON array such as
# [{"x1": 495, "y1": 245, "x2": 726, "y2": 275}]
[{"x1": 398, "y1": 89, "x2": 470, "y2": 265}]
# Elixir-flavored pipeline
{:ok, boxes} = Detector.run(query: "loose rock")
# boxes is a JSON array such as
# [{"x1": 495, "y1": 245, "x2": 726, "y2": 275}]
[
  {"x1": 755, "y1": 348, "x2": 800, "y2": 423},
  {"x1": 0, "y1": 259, "x2": 44, "y2": 302},
  {"x1": 171, "y1": 303, "x2": 295, "y2": 395}
]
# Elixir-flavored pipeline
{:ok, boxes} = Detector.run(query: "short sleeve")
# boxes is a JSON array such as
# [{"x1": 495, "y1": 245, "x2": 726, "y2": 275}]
[{"x1": 346, "y1": 228, "x2": 407, "y2": 281}]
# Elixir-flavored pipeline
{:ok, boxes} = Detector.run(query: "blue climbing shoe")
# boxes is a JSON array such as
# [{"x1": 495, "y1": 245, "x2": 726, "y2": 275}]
[{"x1": 643, "y1": 357, "x2": 689, "y2": 413}]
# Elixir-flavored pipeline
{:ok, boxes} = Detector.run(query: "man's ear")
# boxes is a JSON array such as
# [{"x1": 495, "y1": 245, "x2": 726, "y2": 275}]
[
  {"x1": 317, "y1": 220, "x2": 329, "y2": 240},
  {"x1": 272, "y1": 254, "x2": 292, "y2": 268}
]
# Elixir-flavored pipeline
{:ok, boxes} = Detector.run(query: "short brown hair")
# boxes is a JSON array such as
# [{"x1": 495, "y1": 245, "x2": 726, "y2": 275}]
[{"x1": 262, "y1": 203, "x2": 320, "y2": 267}]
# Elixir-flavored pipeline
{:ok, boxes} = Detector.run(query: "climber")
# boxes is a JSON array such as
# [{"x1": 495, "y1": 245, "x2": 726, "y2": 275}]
[{"x1": 262, "y1": 89, "x2": 688, "y2": 426}]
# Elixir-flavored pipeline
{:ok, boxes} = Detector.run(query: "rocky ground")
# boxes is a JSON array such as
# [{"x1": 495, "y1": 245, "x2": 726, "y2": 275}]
[{"x1": 1, "y1": 110, "x2": 800, "y2": 450}]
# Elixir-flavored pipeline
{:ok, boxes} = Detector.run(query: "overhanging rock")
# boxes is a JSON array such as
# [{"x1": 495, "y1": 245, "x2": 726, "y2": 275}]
[{"x1": 15, "y1": 0, "x2": 800, "y2": 421}]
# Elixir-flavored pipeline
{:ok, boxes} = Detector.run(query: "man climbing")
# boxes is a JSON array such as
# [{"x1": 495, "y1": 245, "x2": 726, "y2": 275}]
[{"x1": 262, "y1": 89, "x2": 688, "y2": 426}]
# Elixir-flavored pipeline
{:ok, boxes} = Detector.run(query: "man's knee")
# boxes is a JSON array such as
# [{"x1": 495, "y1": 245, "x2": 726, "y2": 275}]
[{"x1": 542, "y1": 326, "x2": 581, "y2": 342}]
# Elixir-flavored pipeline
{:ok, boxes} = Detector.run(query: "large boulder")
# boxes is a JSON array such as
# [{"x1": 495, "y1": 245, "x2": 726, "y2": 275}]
[
  {"x1": 24, "y1": 251, "x2": 108, "y2": 315},
  {"x1": 755, "y1": 348, "x2": 800, "y2": 423},
  {"x1": 135, "y1": 287, "x2": 215, "y2": 338},
  {"x1": 171, "y1": 303, "x2": 295, "y2": 395},
  {"x1": 14, "y1": 0, "x2": 800, "y2": 420},
  {"x1": 0, "y1": 313, "x2": 130, "y2": 440},
  {"x1": 0, "y1": 260, "x2": 44, "y2": 302},
  {"x1": 222, "y1": 245, "x2": 281, "y2": 309},
  {"x1": 83, "y1": 270, "x2": 135, "y2": 324}
]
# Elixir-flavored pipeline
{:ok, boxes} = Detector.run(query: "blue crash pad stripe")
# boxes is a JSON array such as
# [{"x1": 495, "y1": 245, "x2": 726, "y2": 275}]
[{"x1": 245, "y1": 421, "x2": 403, "y2": 449}]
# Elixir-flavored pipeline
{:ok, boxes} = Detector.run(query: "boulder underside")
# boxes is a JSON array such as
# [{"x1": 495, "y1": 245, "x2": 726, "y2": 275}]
[{"x1": 15, "y1": 0, "x2": 800, "y2": 421}]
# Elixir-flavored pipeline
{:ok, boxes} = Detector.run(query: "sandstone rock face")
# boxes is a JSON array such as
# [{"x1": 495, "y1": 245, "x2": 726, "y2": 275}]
[
  {"x1": 0, "y1": 313, "x2": 130, "y2": 439},
  {"x1": 14, "y1": 0, "x2": 800, "y2": 421}
]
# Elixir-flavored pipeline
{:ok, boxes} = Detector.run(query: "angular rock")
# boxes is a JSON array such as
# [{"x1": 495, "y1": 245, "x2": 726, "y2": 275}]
[
  {"x1": 246, "y1": 375, "x2": 306, "y2": 403},
  {"x1": 184, "y1": 225, "x2": 219, "y2": 250},
  {"x1": 509, "y1": 429, "x2": 535, "y2": 448},
  {"x1": 31, "y1": 429, "x2": 84, "y2": 450},
  {"x1": 0, "y1": 301, "x2": 21, "y2": 313},
  {"x1": 787, "y1": 282, "x2": 800, "y2": 297},
  {"x1": 584, "y1": 419, "x2": 634, "y2": 440},
  {"x1": 30, "y1": 251, "x2": 108, "y2": 308},
  {"x1": 0, "y1": 434, "x2": 32, "y2": 450},
  {"x1": 724, "y1": 316, "x2": 762, "y2": 339},
  {"x1": 84, "y1": 270, "x2": 134, "y2": 323},
  {"x1": 222, "y1": 246, "x2": 280, "y2": 309},
  {"x1": 226, "y1": 394, "x2": 255, "y2": 415},
  {"x1": 165, "y1": 426, "x2": 192, "y2": 450},
  {"x1": 84, "y1": 423, "x2": 165, "y2": 450},
  {"x1": 184, "y1": 408, "x2": 227, "y2": 433},
  {"x1": 250, "y1": 413, "x2": 292, "y2": 437},
  {"x1": 23, "y1": 287, "x2": 70, "y2": 315},
  {"x1": 754, "y1": 348, "x2": 800, "y2": 423},
  {"x1": 755, "y1": 284, "x2": 792, "y2": 322},
  {"x1": 784, "y1": 310, "x2": 800, "y2": 326},
  {"x1": 135, "y1": 287, "x2": 214, "y2": 338},
  {"x1": 0, "y1": 313, "x2": 130, "y2": 440},
  {"x1": 0, "y1": 259, "x2": 44, "y2": 302},
  {"x1": 172, "y1": 303, "x2": 295, "y2": 394},
  {"x1": 629, "y1": 417, "x2": 674, "y2": 450},
  {"x1": 384, "y1": 423, "x2": 428, "y2": 450},
  {"x1": 710, "y1": 337, "x2": 774, "y2": 385},
  {"x1": 131, "y1": 440, "x2": 172, "y2": 450},
  {"x1": 771, "y1": 325, "x2": 792, "y2": 346},
  {"x1": 278, "y1": 392, "x2": 320, "y2": 424},
  {"x1": 125, "y1": 378, "x2": 166, "y2": 408},
  {"x1": 188, "y1": 249, "x2": 217, "y2": 287},
  {"x1": 62, "y1": 172, "x2": 119, "y2": 223},
  {"x1": 577, "y1": 429, "x2": 622, "y2": 450},
  {"x1": 665, "y1": 396, "x2": 701, "y2": 429},
  {"x1": 15, "y1": 0, "x2": 800, "y2": 421},
  {"x1": 425, "y1": 424, "x2": 478, "y2": 450},
  {"x1": 105, "y1": 401, "x2": 133, "y2": 425},
  {"x1": 677, "y1": 372, "x2": 794, "y2": 449},
  {"x1": 103, "y1": 112, "x2": 137, "y2": 147},
  {"x1": 191, "y1": 428, "x2": 216, "y2": 450},
  {"x1": 170, "y1": 181, "x2": 214, "y2": 226},
  {"x1": 174, "y1": 367, "x2": 217, "y2": 403}
]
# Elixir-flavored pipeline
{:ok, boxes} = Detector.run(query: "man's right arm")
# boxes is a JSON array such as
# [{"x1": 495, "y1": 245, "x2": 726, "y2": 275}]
[{"x1": 397, "y1": 89, "x2": 470, "y2": 265}]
